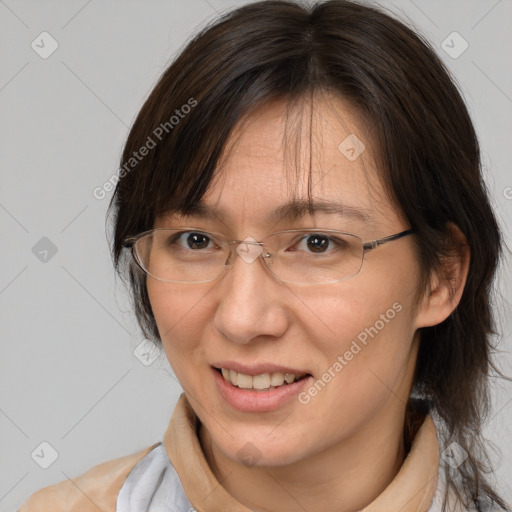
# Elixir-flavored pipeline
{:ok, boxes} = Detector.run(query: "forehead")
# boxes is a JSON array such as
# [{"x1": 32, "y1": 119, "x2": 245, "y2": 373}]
[
  {"x1": 216, "y1": 93, "x2": 373, "y2": 193},
  {"x1": 160, "y1": 94, "x2": 403, "y2": 232}
]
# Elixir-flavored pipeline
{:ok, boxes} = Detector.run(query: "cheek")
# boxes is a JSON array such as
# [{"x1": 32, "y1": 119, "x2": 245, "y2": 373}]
[
  {"x1": 297, "y1": 273, "x2": 416, "y2": 407},
  {"x1": 314, "y1": 296, "x2": 410, "y2": 381},
  {"x1": 148, "y1": 280, "x2": 213, "y2": 332},
  {"x1": 147, "y1": 281, "x2": 214, "y2": 370}
]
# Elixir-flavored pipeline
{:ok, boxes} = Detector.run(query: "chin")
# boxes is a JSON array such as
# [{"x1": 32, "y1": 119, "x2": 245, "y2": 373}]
[{"x1": 214, "y1": 425, "x2": 311, "y2": 468}]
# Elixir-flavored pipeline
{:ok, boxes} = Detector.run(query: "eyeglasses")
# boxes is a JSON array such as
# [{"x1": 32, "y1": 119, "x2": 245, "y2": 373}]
[{"x1": 123, "y1": 227, "x2": 414, "y2": 285}]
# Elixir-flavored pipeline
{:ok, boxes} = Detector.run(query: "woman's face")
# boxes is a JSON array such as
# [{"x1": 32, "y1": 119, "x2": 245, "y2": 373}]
[{"x1": 148, "y1": 95, "x2": 425, "y2": 467}]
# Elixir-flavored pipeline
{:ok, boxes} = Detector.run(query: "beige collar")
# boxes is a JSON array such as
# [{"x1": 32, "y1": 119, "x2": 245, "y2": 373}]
[{"x1": 163, "y1": 393, "x2": 440, "y2": 512}]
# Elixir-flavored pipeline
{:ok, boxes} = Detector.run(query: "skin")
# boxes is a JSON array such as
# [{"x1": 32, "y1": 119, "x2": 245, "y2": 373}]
[{"x1": 148, "y1": 93, "x2": 469, "y2": 512}]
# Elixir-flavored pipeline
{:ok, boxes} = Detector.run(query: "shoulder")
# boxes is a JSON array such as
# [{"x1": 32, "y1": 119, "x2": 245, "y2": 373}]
[{"x1": 19, "y1": 442, "x2": 161, "y2": 512}]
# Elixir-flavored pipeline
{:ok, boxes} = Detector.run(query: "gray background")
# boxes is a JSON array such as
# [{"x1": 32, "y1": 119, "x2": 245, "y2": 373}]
[{"x1": 1, "y1": 0, "x2": 511, "y2": 510}]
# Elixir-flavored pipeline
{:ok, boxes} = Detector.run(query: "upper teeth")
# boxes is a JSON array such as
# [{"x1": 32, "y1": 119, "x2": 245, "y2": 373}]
[{"x1": 221, "y1": 368, "x2": 304, "y2": 390}]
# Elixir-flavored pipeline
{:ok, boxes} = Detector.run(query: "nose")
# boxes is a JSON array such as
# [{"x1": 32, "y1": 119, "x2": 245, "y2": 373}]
[{"x1": 213, "y1": 238, "x2": 290, "y2": 345}]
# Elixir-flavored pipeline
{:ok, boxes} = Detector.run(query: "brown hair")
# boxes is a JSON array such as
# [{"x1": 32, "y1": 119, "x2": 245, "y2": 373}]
[{"x1": 108, "y1": 1, "x2": 508, "y2": 509}]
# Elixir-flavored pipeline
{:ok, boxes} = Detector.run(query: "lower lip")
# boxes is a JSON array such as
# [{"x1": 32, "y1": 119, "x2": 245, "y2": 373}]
[{"x1": 212, "y1": 367, "x2": 313, "y2": 412}]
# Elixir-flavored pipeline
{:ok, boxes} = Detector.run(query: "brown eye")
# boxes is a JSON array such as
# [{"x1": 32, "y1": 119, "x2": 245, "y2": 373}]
[
  {"x1": 185, "y1": 233, "x2": 211, "y2": 249},
  {"x1": 306, "y1": 235, "x2": 330, "y2": 253},
  {"x1": 168, "y1": 231, "x2": 214, "y2": 250}
]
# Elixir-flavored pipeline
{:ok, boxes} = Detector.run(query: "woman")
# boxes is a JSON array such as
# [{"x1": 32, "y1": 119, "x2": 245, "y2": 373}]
[{"x1": 20, "y1": 0, "x2": 509, "y2": 510}]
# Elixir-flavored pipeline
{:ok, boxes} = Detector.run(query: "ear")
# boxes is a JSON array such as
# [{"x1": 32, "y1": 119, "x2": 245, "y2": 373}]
[{"x1": 414, "y1": 222, "x2": 470, "y2": 329}]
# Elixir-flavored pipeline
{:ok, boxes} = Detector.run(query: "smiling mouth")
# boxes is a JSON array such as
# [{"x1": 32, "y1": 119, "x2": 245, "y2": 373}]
[{"x1": 215, "y1": 367, "x2": 310, "y2": 392}]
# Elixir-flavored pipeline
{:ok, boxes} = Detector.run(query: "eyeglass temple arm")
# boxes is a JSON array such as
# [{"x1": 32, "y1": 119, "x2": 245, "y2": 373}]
[
  {"x1": 362, "y1": 229, "x2": 414, "y2": 252},
  {"x1": 122, "y1": 237, "x2": 138, "y2": 248}
]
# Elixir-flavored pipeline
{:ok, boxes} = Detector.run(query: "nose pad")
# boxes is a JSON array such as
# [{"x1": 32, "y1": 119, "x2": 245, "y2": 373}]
[
  {"x1": 235, "y1": 236, "x2": 264, "y2": 264},
  {"x1": 224, "y1": 237, "x2": 265, "y2": 266},
  {"x1": 222, "y1": 238, "x2": 277, "y2": 285}
]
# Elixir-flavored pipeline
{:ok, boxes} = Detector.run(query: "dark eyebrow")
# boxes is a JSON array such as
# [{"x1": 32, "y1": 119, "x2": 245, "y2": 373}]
[
  {"x1": 267, "y1": 199, "x2": 372, "y2": 224},
  {"x1": 173, "y1": 199, "x2": 372, "y2": 224}
]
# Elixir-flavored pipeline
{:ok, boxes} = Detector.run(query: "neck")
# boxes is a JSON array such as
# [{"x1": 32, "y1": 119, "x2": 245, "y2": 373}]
[{"x1": 199, "y1": 401, "x2": 408, "y2": 512}]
